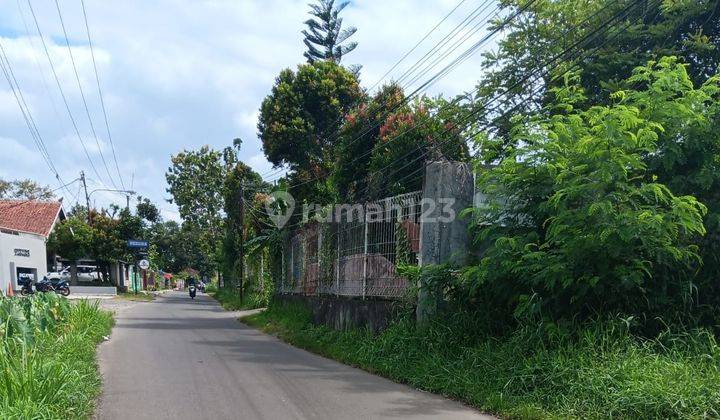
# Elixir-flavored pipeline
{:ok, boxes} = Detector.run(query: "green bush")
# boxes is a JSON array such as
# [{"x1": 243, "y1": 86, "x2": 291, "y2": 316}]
[
  {"x1": 469, "y1": 59, "x2": 714, "y2": 325},
  {"x1": 211, "y1": 287, "x2": 267, "y2": 311},
  {"x1": 0, "y1": 295, "x2": 113, "y2": 418},
  {"x1": 245, "y1": 302, "x2": 720, "y2": 419}
]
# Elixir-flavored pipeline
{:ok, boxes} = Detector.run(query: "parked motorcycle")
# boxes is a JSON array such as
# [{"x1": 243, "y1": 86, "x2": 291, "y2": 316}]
[
  {"x1": 18, "y1": 276, "x2": 70, "y2": 296},
  {"x1": 189, "y1": 285, "x2": 197, "y2": 300},
  {"x1": 18, "y1": 276, "x2": 34, "y2": 296}
]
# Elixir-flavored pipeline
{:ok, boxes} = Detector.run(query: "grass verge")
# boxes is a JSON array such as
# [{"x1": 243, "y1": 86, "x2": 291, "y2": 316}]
[
  {"x1": 0, "y1": 295, "x2": 114, "y2": 419},
  {"x1": 116, "y1": 291, "x2": 154, "y2": 301},
  {"x1": 210, "y1": 287, "x2": 267, "y2": 311},
  {"x1": 243, "y1": 302, "x2": 720, "y2": 419}
]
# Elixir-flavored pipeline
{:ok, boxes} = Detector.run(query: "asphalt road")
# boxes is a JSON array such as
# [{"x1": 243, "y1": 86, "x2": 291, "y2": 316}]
[{"x1": 96, "y1": 291, "x2": 491, "y2": 420}]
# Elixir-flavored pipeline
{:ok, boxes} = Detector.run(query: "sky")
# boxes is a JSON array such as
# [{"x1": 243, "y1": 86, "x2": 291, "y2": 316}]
[{"x1": 0, "y1": 0, "x2": 500, "y2": 221}]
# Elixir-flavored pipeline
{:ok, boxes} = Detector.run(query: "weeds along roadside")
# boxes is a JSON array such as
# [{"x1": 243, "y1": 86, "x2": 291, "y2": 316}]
[
  {"x1": 208, "y1": 281, "x2": 273, "y2": 311},
  {"x1": 242, "y1": 298, "x2": 720, "y2": 419},
  {"x1": 0, "y1": 293, "x2": 113, "y2": 419}
]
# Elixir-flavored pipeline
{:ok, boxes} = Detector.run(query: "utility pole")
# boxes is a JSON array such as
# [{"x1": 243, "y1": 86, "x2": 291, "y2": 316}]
[
  {"x1": 80, "y1": 171, "x2": 91, "y2": 224},
  {"x1": 125, "y1": 194, "x2": 130, "y2": 210},
  {"x1": 238, "y1": 180, "x2": 245, "y2": 301}
]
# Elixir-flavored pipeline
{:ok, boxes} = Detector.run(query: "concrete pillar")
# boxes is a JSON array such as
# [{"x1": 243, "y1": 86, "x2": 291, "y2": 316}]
[{"x1": 417, "y1": 161, "x2": 474, "y2": 325}]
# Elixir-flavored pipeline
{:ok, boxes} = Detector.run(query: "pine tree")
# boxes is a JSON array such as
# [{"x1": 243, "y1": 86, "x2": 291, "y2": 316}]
[{"x1": 302, "y1": 0, "x2": 358, "y2": 63}]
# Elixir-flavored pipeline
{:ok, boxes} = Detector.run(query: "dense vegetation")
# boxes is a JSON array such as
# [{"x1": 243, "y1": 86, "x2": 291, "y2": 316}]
[
  {"x1": 47, "y1": 199, "x2": 177, "y2": 282},
  {"x1": 0, "y1": 294, "x2": 113, "y2": 418},
  {"x1": 168, "y1": 1, "x2": 720, "y2": 416},
  {"x1": 246, "y1": 302, "x2": 720, "y2": 419}
]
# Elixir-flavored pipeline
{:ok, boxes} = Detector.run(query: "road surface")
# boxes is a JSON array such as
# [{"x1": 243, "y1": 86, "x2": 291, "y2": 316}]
[{"x1": 96, "y1": 291, "x2": 491, "y2": 420}]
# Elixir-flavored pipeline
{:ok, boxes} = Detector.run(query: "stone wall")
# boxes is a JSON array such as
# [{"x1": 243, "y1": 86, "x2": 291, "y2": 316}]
[{"x1": 275, "y1": 294, "x2": 410, "y2": 333}]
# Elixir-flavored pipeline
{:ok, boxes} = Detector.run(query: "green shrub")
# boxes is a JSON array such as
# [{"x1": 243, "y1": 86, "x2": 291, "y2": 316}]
[
  {"x1": 245, "y1": 302, "x2": 720, "y2": 419},
  {"x1": 0, "y1": 296, "x2": 113, "y2": 418},
  {"x1": 211, "y1": 287, "x2": 267, "y2": 311},
  {"x1": 469, "y1": 59, "x2": 715, "y2": 324}
]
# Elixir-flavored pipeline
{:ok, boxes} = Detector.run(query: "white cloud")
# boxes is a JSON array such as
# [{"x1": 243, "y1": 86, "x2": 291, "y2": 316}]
[
  {"x1": 0, "y1": 136, "x2": 44, "y2": 179},
  {"x1": 0, "y1": 0, "x2": 498, "y2": 213}
]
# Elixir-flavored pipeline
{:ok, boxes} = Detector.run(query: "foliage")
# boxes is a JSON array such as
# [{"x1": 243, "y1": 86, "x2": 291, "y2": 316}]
[
  {"x1": 135, "y1": 196, "x2": 161, "y2": 224},
  {"x1": 222, "y1": 156, "x2": 268, "y2": 290},
  {"x1": 47, "y1": 216, "x2": 94, "y2": 263},
  {"x1": 332, "y1": 83, "x2": 406, "y2": 201},
  {"x1": 211, "y1": 288, "x2": 267, "y2": 311},
  {"x1": 148, "y1": 221, "x2": 184, "y2": 273},
  {"x1": 0, "y1": 178, "x2": 54, "y2": 200},
  {"x1": 258, "y1": 61, "x2": 363, "y2": 204},
  {"x1": 475, "y1": 0, "x2": 720, "y2": 144},
  {"x1": 166, "y1": 146, "x2": 229, "y2": 237},
  {"x1": 0, "y1": 295, "x2": 113, "y2": 418},
  {"x1": 302, "y1": 0, "x2": 358, "y2": 64},
  {"x1": 365, "y1": 96, "x2": 471, "y2": 198},
  {"x1": 470, "y1": 63, "x2": 709, "y2": 323},
  {"x1": 245, "y1": 302, "x2": 720, "y2": 419},
  {"x1": 166, "y1": 145, "x2": 236, "y2": 277},
  {"x1": 622, "y1": 58, "x2": 720, "y2": 311}
]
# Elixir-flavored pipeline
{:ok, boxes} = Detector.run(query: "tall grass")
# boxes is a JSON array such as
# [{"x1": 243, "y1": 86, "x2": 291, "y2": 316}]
[
  {"x1": 0, "y1": 294, "x2": 113, "y2": 419},
  {"x1": 244, "y1": 302, "x2": 720, "y2": 419},
  {"x1": 211, "y1": 287, "x2": 268, "y2": 311}
]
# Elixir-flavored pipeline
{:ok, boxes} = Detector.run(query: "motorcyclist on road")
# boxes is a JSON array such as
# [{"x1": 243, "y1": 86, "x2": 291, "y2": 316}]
[{"x1": 188, "y1": 277, "x2": 197, "y2": 299}]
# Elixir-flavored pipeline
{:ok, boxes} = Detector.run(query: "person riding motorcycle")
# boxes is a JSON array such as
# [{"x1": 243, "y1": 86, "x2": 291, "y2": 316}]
[{"x1": 188, "y1": 278, "x2": 197, "y2": 299}]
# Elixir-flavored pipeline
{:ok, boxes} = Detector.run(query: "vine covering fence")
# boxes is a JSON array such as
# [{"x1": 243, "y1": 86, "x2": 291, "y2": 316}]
[{"x1": 280, "y1": 190, "x2": 422, "y2": 299}]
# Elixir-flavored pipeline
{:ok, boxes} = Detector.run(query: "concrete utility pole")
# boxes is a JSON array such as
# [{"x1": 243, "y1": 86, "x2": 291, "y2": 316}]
[
  {"x1": 416, "y1": 161, "x2": 474, "y2": 326},
  {"x1": 81, "y1": 171, "x2": 91, "y2": 224},
  {"x1": 238, "y1": 180, "x2": 245, "y2": 301}
]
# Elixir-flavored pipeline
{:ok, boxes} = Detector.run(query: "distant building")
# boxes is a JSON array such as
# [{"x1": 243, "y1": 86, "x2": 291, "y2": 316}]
[{"x1": 0, "y1": 200, "x2": 65, "y2": 293}]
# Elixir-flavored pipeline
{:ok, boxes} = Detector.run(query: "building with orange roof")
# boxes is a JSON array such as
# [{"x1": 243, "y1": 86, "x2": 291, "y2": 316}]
[{"x1": 0, "y1": 199, "x2": 65, "y2": 294}]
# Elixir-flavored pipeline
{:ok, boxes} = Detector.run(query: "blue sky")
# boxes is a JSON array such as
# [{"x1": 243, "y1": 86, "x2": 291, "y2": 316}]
[{"x1": 0, "y1": 0, "x2": 498, "y2": 220}]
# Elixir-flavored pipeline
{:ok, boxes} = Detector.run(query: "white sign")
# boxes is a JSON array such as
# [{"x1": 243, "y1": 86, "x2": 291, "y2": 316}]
[{"x1": 138, "y1": 259, "x2": 150, "y2": 270}]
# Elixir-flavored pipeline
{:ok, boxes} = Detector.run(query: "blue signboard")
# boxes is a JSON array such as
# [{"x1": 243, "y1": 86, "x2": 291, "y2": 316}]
[{"x1": 127, "y1": 239, "x2": 149, "y2": 249}]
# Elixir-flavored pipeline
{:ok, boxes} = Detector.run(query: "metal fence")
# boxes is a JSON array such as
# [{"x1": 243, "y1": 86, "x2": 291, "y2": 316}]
[{"x1": 280, "y1": 190, "x2": 422, "y2": 299}]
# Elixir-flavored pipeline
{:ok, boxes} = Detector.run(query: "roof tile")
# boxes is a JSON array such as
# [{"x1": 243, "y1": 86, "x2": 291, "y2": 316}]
[{"x1": 0, "y1": 200, "x2": 63, "y2": 237}]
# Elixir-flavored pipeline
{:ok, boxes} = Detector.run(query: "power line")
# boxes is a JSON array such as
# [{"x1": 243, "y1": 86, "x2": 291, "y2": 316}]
[
  {"x1": 0, "y1": 40, "x2": 77, "y2": 198},
  {"x1": 79, "y1": 0, "x2": 126, "y2": 190},
  {"x1": 367, "y1": 0, "x2": 469, "y2": 92},
  {"x1": 14, "y1": 0, "x2": 66, "y2": 133},
  {"x1": 359, "y1": 0, "x2": 649, "y2": 201},
  {"x1": 247, "y1": 0, "x2": 647, "y2": 232},
  {"x1": 263, "y1": 0, "x2": 536, "y2": 189},
  {"x1": 52, "y1": 0, "x2": 117, "y2": 189},
  {"x1": 395, "y1": 0, "x2": 497, "y2": 88},
  {"x1": 257, "y1": 0, "x2": 507, "y2": 183},
  {"x1": 25, "y1": 0, "x2": 107, "y2": 187}
]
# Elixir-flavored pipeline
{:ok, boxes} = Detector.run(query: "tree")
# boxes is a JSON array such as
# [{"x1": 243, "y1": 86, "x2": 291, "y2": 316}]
[
  {"x1": 332, "y1": 84, "x2": 406, "y2": 201},
  {"x1": 474, "y1": 0, "x2": 720, "y2": 147},
  {"x1": 258, "y1": 61, "x2": 363, "y2": 204},
  {"x1": 0, "y1": 178, "x2": 54, "y2": 200},
  {"x1": 469, "y1": 67, "x2": 708, "y2": 322},
  {"x1": 136, "y1": 197, "x2": 161, "y2": 224},
  {"x1": 166, "y1": 146, "x2": 233, "y2": 277},
  {"x1": 302, "y1": 0, "x2": 358, "y2": 63},
  {"x1": 89, "y1": 213, "x2": 125, "y2": 283},
  {"x1": 620, "y1": 57, "x2": 720, "y2": 307},
  {"x1": 166, "y1": 146, "x2": 228, "y2": 233},
  {"x1": 47, "y1": 216, "x2": 93, "y2": 283},
  {"x1": 222, "y1": 160, "x2": 268, "y2": 294},
  {"x1": 365, "y1": 96, "x2": 471, "y2": 199}
]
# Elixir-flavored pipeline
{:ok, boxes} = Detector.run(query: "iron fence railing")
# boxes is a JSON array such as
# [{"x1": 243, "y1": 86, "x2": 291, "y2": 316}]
[{"x1": 280, "y1": 190, "x2": 421, "y2": 299}]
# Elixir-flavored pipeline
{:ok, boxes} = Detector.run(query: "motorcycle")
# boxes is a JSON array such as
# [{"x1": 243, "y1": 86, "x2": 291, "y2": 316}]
[
  {"x1": 189, "y1": 285, "x2": 197, "y2": 300},
  {"x1": 18, "y1": 276, "x2": 71, "y2": 296}
]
